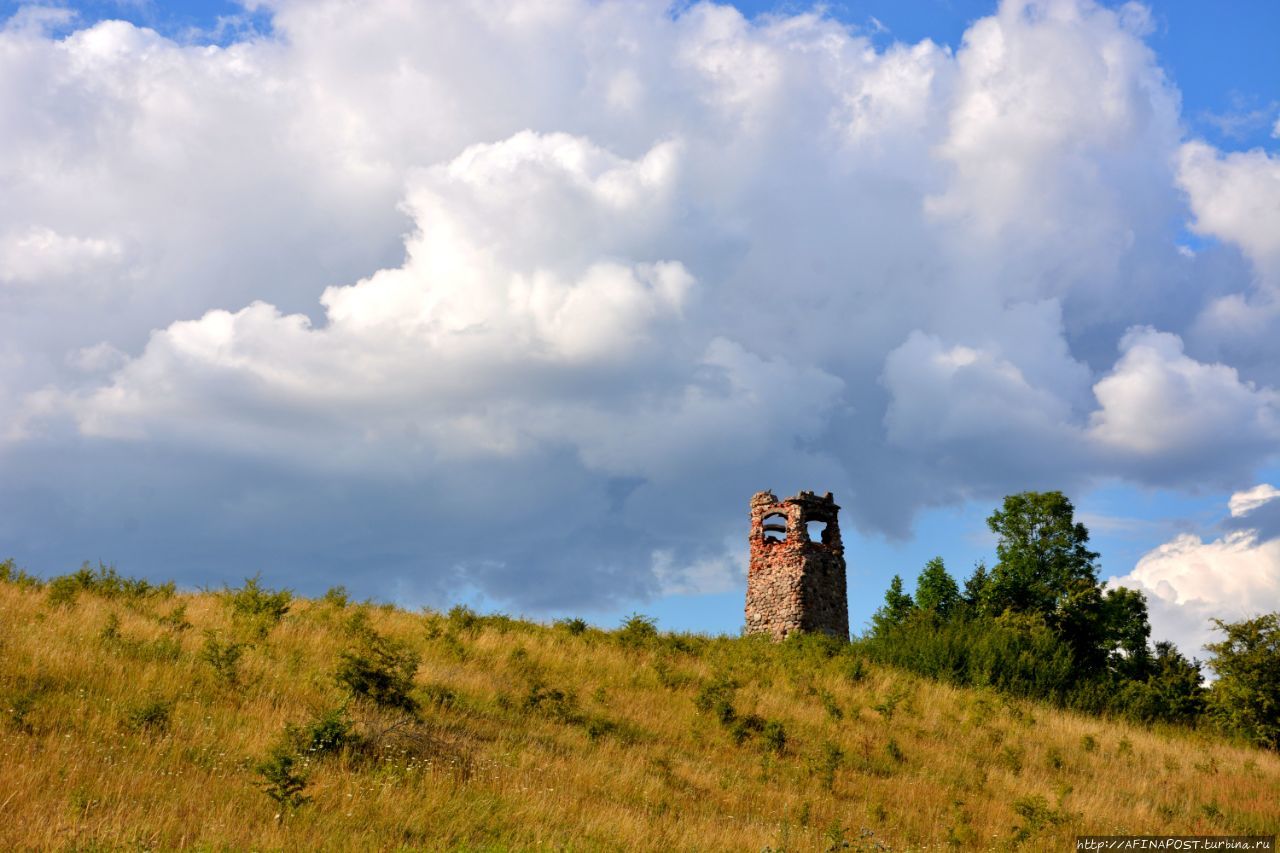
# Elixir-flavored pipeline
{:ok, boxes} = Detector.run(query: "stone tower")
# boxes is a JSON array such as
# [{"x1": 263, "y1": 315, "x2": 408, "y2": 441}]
[{"x1": 745, "y1": 490, "x2": 848, "y2": 640}]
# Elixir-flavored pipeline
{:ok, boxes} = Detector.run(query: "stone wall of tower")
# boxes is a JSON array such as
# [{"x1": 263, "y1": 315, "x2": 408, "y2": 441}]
[{"x1": 745, "y1": 490, "x2": 848, "y2": 641}]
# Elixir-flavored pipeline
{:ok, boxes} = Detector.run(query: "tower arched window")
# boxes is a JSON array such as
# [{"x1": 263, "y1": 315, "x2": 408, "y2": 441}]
[{"x1": 762, "y1": 512, "x2": 788, "y2": 543}]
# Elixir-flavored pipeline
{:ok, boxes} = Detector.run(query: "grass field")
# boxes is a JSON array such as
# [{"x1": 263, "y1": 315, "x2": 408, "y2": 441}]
[{"x1": 0, "y1": 571, "x2": 1276, "y2": 851}]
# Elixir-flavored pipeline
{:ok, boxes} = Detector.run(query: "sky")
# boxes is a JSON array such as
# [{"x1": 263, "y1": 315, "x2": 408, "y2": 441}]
[{"x1": 2, "y1": 0, "x2": 1279, "y2": 660}]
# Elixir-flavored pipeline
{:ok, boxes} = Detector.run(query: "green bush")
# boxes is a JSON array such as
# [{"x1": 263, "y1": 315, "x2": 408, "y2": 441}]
[
  {"x1": 46, "y1": 562, "x2": 173, "y2": 607},
  {"x1": 761, "y1": 720, "x2": 787, "y2": 754},
  {"x1": 201, "y1": 631, "x2": 247, "y2": 686},
  {"x1": 1009, "y1": 794, "x2": 1070, "y2": 843},
  {"x1": 223, "y1": 574, "x2": 291, "y2": 635},
  {"x1": 421, "y1": 683, "x2": 458, "y2": 710},
  {"x1": 729, "y1": 713, "x2": 765, "y2": 745},
  {"x1": 447, "y1": 605, "x2": 480, "y2": 633},
  {"x1": 47, "y1": 575, "x2": 80, "y2": 608},
  {"x1": 555, "y1": 617, "x2": 588, "y2": 635},
  {"x1": 616, "y1": 613, "x2": 658, "y2": 647},
  {"x1": 815, "y1": 741, "x2": 843, "y2": 791},
  {"x1": 336, "y1": 628, "x2": 420, "y2": 713},
  {"x1": 694, "y1": 678, "x2": 740, "y2": 726},
  {"x1": 158, "y1": 603, "x2": 192, "y2": 633},
  {"x1": 1205, "y1": 613, "x2": 1280, "y2": 750},
  {"x1": 4, "y1": 683, "x2": 45, "y2": 735},
  {"x1": 843, "y1": 657, "x2": 867, "y2": 685},
  {"x1": 125, "y1": 696, "x2": 173, "y2": 734},
  {"x1": 256, "y1": 743, "x2": 309, "y2": 816},
  {"x1": 286, "y1": 708, "x2": 357, "y2": 757},
  {"x1": 99, "y1": 612, "x2": 122, "y2": 643},
  {"x1": 523, "y1": 683, "x2": 579, "y2": 723},
  {"x1": 0, "y1": 558, "x2": 42, "y2": 589}
]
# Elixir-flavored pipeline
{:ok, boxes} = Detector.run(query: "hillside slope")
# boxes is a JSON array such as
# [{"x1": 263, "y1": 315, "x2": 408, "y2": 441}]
[{"x1": 1, "y1": 577, "x2": 1276, "y2": 851}]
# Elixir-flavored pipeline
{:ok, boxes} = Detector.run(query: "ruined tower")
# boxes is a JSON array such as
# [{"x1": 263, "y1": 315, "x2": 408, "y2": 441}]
[{"x1": 745, "y1": 490, "x2": 848, "y2": 640}]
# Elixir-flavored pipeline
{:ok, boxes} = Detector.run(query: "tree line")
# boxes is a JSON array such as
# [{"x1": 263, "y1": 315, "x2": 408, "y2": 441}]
[{"x1": 859, "y1": 491, "x2": 1280, "y2": 751}]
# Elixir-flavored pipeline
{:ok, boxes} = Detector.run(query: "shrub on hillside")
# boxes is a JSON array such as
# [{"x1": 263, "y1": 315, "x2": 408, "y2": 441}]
[
  {"x1": 0, "y1": 558, "x2": 41, "y2": 590},
  {"x1": 336, "y1": 627, "x2": 420, "y2": 713},
  {"x1": 45, "y1": 562, "x2": 173, "y2": 608},
  {"x1": 256, "y1": 743, "x2": 309, "y2": 817},
  {"x1": 223, "y1": 574, "x2": 291, "y2": 635},
  {"x1": 124, "y1": 695, "x2": 173, "y2": 734},
  {"x1": 616, "y1": 613, "x2": 658, "y2": 647},
  {"x1": 555, "y1": 617, "x2": 588, "y2": 635},
  {"x1": 1206, "y1": 613, "x2": 1280, "y2": 751},
  {"x1": 201, "y1": 631, "x2": 248, "y2": 687},
  {"x1": 322, "y1": 585, "x2": 349, "y2": 608},
  {"x1": 286, "y1": 708, "x2": 358, "y2": 757}
]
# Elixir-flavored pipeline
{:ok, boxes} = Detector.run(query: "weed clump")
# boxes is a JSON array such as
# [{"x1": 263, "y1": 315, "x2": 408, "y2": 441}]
[
  {"x1": 819, "y1": 689, "x2": 843, "y2": 721},
  {"x1": 5, "y1": 685, "x2": 43, "y2": 735},
  {"x1": 653, "y1": 658, "x2": 694, "y2": 690},
  {"x1": 694, "y1": 677, "x2": 784, "y2": 751},
  {"x1": 873, "y1": 686, "x2": 908, "y2": 720}
]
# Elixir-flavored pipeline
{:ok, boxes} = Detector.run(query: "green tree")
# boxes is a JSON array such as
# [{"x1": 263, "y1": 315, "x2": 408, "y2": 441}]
[
  {"x1": 870, "y1": 575, "x2": 915, "y2": 636},
  {"x1": 1205, "y1": 613, "x2": 1280, "y2": 750},
  {"x1": 915, "y1": 557, "x2": 960, "y2": 617},
  {"x1": 1102, "y1": 587, "x2": 1153, "y2": 679},
  {"x1": 985, "y1": 491, "x2": 1135, "y2": 670},
  {"x1": 1146, "y1": 641, "x2": 1204, "y2": 724},
  {"x1": 985, "y1": 491, "x2": 1100, "y2": 619},
  {"x1": 962, "y1": 562, "x2": 990, "y2": 610}
]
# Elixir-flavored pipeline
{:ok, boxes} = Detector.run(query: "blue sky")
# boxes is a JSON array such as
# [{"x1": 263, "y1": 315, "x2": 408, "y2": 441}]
[{"x1": 2, "y1": 0, "x2": 1279, "y2": 655}]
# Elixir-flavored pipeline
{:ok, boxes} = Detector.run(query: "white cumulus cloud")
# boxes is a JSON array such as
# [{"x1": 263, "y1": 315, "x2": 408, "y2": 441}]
[
  {"x1": 1228, "y1": 483, "x2": 1280, "y2": 518},
  {"x1": 1112, "y1": 484, "x2": 1280, "y2": 657},
  {"x1": 2, "y1": 0, "x2": 1279, "y2": 614}
]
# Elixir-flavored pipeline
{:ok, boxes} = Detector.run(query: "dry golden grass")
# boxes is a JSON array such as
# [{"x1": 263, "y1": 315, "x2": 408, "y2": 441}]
[{"x1": 0, "y1": 579, "x2": 1276, "y2": 851}]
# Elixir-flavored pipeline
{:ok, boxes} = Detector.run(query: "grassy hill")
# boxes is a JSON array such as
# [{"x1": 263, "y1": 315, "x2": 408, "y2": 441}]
[{"x1": 1, "y1": 570, "x2": 1277, "y2": 851}]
